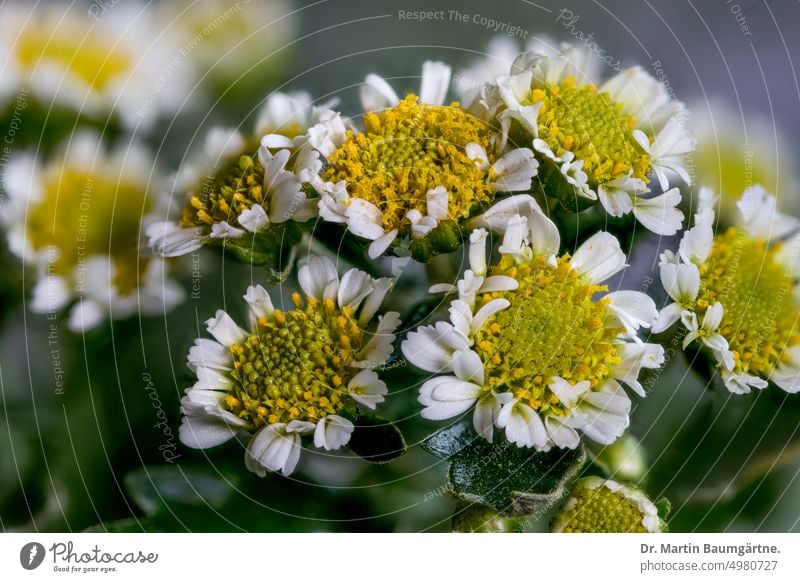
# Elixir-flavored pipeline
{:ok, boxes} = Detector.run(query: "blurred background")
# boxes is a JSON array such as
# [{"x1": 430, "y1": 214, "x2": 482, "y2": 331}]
[{"x1": 1, "y1": 0, "x2": 799, "y2": 532}]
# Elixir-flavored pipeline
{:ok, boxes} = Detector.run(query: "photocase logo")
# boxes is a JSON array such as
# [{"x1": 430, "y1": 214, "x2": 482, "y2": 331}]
[{"x1": 19, "y1": 542, "x2": 46, "y2": 570}]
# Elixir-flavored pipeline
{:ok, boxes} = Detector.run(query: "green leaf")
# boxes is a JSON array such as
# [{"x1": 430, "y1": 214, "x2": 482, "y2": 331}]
[
  {"x1": 348, "y1": 415, "x2": 407, "y2": 464},
  {"x1": 422, "y1": 420, "x2": 586, "y2": 517},
  {"x1": 123, "y1": 465, "x2": 239, "y2": 516}
]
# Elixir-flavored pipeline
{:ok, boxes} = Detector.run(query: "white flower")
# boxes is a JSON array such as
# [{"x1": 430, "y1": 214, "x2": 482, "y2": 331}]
[
  {"x1": 0, "y1": 131, "x2": 184, "y2": 331},
  {"x1": 178, "y1": 256, "x2": 400, "y2": 477},
  {"x1": 148, "y1": 129, "x2": 314, "y2": 258},
  {"x1": 0, "y1": 2, "x2": 193, "y2": 129},
  {"x1": 304, "y1": 60, "x2": 539, "y2": 260},
  {"x1": 488, "y1": 44, "x2": 692, "y2": 234},
  {"x1": 404, "y1": 212, "x2": 662, "y2": 450},
  {"x1": 552, "y1": 476, "x2": 665, "y2": 532},
  {"x1": 655, "y1": 186, "x2": 800, "y2": 394}
]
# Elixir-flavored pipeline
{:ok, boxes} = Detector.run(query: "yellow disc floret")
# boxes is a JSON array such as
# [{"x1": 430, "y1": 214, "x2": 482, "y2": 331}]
[
  {"x1": 473, "y1": 254, "x2": 623, "y2": 415},
  {"x1": 17, "y1": 27, "x2": 131, "y2": 91},
  {"x1": 528, "y1": 78, "x2": 650, "y2": 185},
  {"x1": 555, "y1": 481, "x2": 652, "y2": 533},
  {"x1": 27, "y1": 167, "x2": 150, "y2": 295},
  {"x1": 693, "y1": 227, "x2": 800, "y2": 376},
  {"x1": 179, "y1": 142, "x2": 265, "y2": 230},
  {"x1": 222, "y1": 294, "x2": 364, "y2": 426},
  {"x1": 322, "y1": 94, "x2": 496, "y2": 231}
]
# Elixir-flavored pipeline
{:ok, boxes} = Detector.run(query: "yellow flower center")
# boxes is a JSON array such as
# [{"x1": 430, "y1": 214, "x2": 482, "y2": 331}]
[
  {"x1": 17, "y1": 25, "x2": 132, "y2": 91},
  {"x1": 27, "y1": 167, "x2": 151, "y2": 295},
  {"x1": 693, "y1": 227, "x2": 800, "y2": 376},
  {"x1": 527, "y1": 78, "x2": 650, "y2": 185},
  {"x1": 321, "y1": 94, "x2": 496, "y2": 232},
  {"x1": 473, "y1": 255, "x2": 623, "y2": 414},
  {"x1": 222, "y1": 294, "x2": 364, "y2": 426},
  {"x1": 556, "y1": 482, "x2": 651, "y2": 533},
  {"x1": 180, "y1": 143, "x2": 264, "y2": 231}
]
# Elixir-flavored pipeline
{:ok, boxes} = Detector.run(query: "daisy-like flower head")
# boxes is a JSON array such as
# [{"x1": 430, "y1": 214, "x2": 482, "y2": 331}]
[
  {"x1": 0, "y1": 131, "x2": 184, "y2": 331},
  {"x1": 308, "y1": 60, "x2": 540, "y2": 262},
  {"x1": 488, "y1": 44, "x2": 693, "y2": 235},
  {"x1": 179, "y1": 255, "x2": 401, "y2": 476},
  {"x1": 654, "y1": 185, "x2": 800, "y2": 395},
  {"x1": 147, "y1": 92, "x2": 335, "y2": 261},
  {"x1": 402, "y1": 211, "x2": 664, "y2": 451},
  {"x1": 551, "y1": 476, "x2": 665, "y2": 533},
  {"x1": 690, "y1": 98, "x2": 799, "y2": 225},
  {"x1": 0, "y1": 2, "x2": 191, "y2": 129}
]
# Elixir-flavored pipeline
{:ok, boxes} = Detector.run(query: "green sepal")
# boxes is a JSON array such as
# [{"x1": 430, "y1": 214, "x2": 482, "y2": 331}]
[
  {"x1": 410, "y1": 220, "x2": 462, "y2": 263},
  {"x1": 220, "y1": 221, "x2": 301, "y2": 270},
  {"x1": 348, "y1": 414, "x2": 407, "y2": 464},
  {"x1": 422, "y1": 419, "x2": 586, "y2": 517}
]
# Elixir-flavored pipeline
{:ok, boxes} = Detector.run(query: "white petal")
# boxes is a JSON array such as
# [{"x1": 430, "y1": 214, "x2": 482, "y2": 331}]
[
  {"x1": 632, "y1": 188, "x2": 684, "y2": 236},
  {"x1": 67, "y1": 300, "x2": 105, "y2": 332},
  {"x1": 659, "y1": 261, "x2": 700, "y2": 304},
  {"x1": 606, "y1": 290, "x2": 659, "y2": 334},
  {"x1": 549, "y1": 377, "x2": 591, "y2": 408},
  {"x1": 238, "y1": 203, "x2": 269, "y2": 233},
  {"x1": 367, "y1": 229, "x2": 398, "y2": 259},
  {"x1": 360, "y1": 74, "x2": 400, "y2": 112},
  {"x1": 210, "y1": 221, "x2": 245, "y2": 239},
  {"x1": 358, "y1": 277, "x2": 395, "y2": 325},
  {"x1": 348, "y1": 369, "x2": 388, "y2": 409},
  {"x1": 401, "y1": 321, "x2": 469, "y2": 372},
  {"x1": 31, "y1": 275, "x2": 71, "y2": 313},
  {"x1": 703, "y1": 302, "x2": 724, "y2": 332},
  {"x1": 426, "y1": 186, "x2": 450, "y2": 220},
  {"x1": 243, "y1": 284, "x2": 275, "y2": 321},
  {"x1": 469, "y1": 194, "x2": 542, "y2": 233},
  {"x1": 452, "y1": 349, "x2": 485, "y2": 384},
  {"x1": 679, "y1": 222, "x2": 714, "y2": 265},
  {"x1": 490, "y1": 148, "x2": 539, "y2": 192},
  {"x1": 298, "y1": 255, "x2": 339, "y2": 300},
  {"x1": 497, "y1": 401, "x2": 548, "y2": 449},
  {"x1": 187, "y1": 338, "x2": 232, "y2": 372},
  {"x1": 419, "y1": 376, "x2": 481, "y2": 420},
  {"x1": 471, "y1": 298, "x2": 510, "y2": 335},
  {"x1": 179, "y1": 413, "x2": 240, "y2": 449},
  {"x1": 245, "y1": 425, "x2": 303, "y2": 477},
  {"x1": 570, "y1": 232, "x2": 627, "y2": 283},
  {"x1": 545, "y1": 415, "x2": 580, "y2": 449},
  {"x1": 651, "y1": 302, "x2": 683, "y2": 333},
  {"x1": 146, "y1": 221, "x2": 204, "y2": 257},
  {"x1": 528, "y1": 210, "x2": 560, "y2": 263},
  {"x1": 206, "y1": 310, "x2": 247, "y2": 347},
  {"x1": 737, "y1": 185, "x2": 799, "y2": 242},
  {"x1": 419, "y1": 60, "x2": 452, "y2": 106},
  {"x1": 468, "y1": 228, "x2": 488, "y2": 276},
  {"x1": 472, "y1": 392, "x2": 507, "y2": 443},
  {"x1": 313, "y1": 415, "x2": 354, "y2": 450},
  {"x1": 338, "y1": 268, "x2": 374, "y2": 311}
]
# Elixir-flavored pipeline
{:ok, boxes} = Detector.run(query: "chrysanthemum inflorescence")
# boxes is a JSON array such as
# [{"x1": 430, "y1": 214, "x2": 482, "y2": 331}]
[
  {"x1": 403, "y1": 209, "x2": 664, "y2": 450},
  {"x1": 312, "y1": 61, "x2": 540, "y2": 261},
  {"x1": 485, "y1": 45, "x2": 693, "y2": 235},
  {"x1": 654, "y1": 186, "x2": 800, "y2": 394},
  {"x1": 179, "y1": 255, "x2": 401, "y2": 476},
  {"x1": 0, "y1": 131, "x2": 183, "y2": 331},
  {"x1": 551, "y1": 477, "x2": 665, "y2": 533}
]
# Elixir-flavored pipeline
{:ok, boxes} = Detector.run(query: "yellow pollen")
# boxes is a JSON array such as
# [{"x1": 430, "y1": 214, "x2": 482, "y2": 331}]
[
  {"x1": 472, "y1": 254, "x2": 623, "y2": 415},
  {"x1": 321, "y1": 94, "x2": 498, "y2": 233},
  {"x1": 221, "y1": 295, "x2": 366, "y2": 427},
  {"x1": 26, "y1": 166, "x2": 152, "y2": 295},
  {"x1": 525, "y1": 82, "x2": 651, "y2": 185},
  {"x1": 691, "y1": 227, "x2": 800, "y2": 378}
]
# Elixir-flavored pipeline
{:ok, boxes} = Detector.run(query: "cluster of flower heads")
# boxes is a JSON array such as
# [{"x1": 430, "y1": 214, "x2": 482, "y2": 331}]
[{"x1": 4, "y1": 33, "x2": 799, "y2": 490}]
